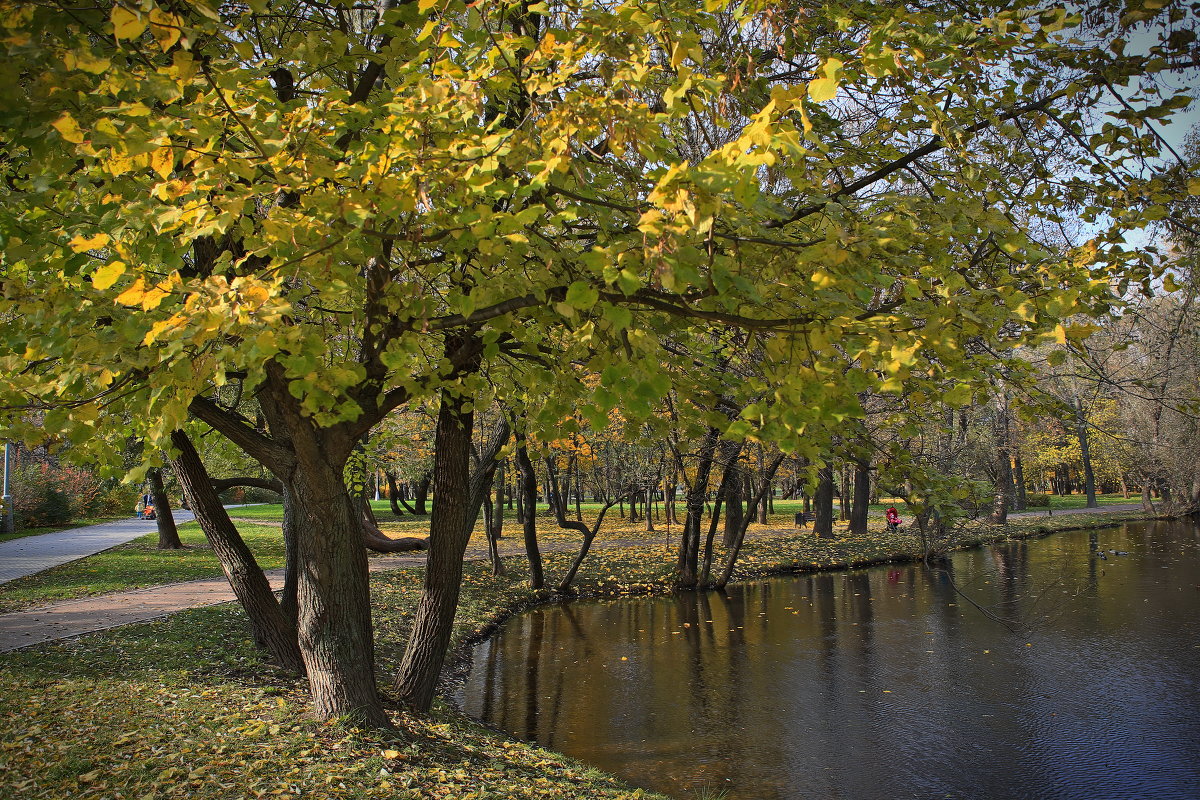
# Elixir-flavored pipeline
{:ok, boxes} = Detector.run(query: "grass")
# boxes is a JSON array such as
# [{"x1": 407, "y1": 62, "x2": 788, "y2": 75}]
[
  {"x1": 0, "y1": 522, "x2": 286, "y2": 612},
  {"x1": 0, "y1": 499, "x2": 1161, "y2": 800},
  {"x1": 0, "y1": 493, "x2": 1144, "y2": 612}
]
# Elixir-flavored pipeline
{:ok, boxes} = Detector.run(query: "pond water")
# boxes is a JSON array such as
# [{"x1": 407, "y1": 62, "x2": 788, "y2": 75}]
[{"x1": 456, "y1": 519, "x2": 1200, "y2": 799}]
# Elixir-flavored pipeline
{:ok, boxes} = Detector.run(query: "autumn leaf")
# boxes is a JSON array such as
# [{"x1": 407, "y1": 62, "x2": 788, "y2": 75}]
[
  {"x1": 808, "y1": 58, "x2": 843, "y2": 103},
  {"x1": 92, "y1": 260, "x2": 125, "y2": 290},
  {"x1": 51, "y1": 113, "x2": 85, "y2": 144},
  {"x1": 69, "y1": 233, "x2": 110, "y2": 253},
  {"x1": 111, "y1": 5, "x2": 146, "y2": 40}
]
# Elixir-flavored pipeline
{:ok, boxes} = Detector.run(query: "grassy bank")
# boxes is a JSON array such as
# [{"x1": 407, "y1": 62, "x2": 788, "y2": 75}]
[{"x1": 0, "y1": 505, "x2": 1161, "y2": 800}]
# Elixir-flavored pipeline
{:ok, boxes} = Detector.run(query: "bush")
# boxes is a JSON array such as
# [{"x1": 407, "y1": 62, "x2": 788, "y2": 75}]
[
  {"x1": 218, "y1": 485, "x2": 282, "y2": 505},
  {"x1": 12, "y1": 463, "x2": 73, "y2": 528},
  {"x1": 97, "y1": 482, "x2": 139, "y2": 517},
  {"x1": 1025, "y1": 492, "x2": 1051, "y2": 508}
]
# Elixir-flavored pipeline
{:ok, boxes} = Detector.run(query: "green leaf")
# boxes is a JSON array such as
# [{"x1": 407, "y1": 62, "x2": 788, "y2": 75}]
[{"x1": 564, "y1": 281, "x2": 599, "y2": 310}]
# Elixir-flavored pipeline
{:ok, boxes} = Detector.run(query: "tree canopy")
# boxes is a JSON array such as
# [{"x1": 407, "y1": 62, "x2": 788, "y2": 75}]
[{"x1": 1, "y1": 0, "x2": 1196, "y2": 722}]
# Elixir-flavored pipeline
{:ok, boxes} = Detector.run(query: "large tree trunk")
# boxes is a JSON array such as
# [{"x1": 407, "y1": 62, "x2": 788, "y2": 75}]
[
  {"x1": 715, "y1": 454, "x2": 785, "y2": 589},
  {"x1": 722, "y1": 456, "x2": 743, "y2": 548},
  {"x1": 515, "y1": 436, "x2": 544, "y2": 590},
  {"x1": 849, "y1": 458, "x2": 870, "y2": 535},
  {"x1": 287, "y1": 443, "x2": 387, "y2": 726},
  {"x1": 813, "y1": 464, "x2": 835, "y2": 538},
  {"x1": 676, "y1": 428, "x2": 721, "y2": 588},
  {"x1": 394, "y1": 389, "x2": 507, "y2": 713},
  {"x1": 149, "y1": 466, "x2": 183, "y2": 549},
  {"x1": 394, "y1": 389, "x2": 474, "y2": 712},
  {"x1": 168, "y1": 430, "x2": 303, "y2": 674}
]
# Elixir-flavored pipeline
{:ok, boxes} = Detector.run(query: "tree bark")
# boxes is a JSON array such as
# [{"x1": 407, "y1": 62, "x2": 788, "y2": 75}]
[
  {"x1": 149, "y1": 467, "x2": 183, "y2": 549},
  {"x1": 676, "y1": 428, "x2": 721, "y2": 588},
  {"x1": 394, "y1": 389, "x2": 507, "y2": 713},
  {"x1": 1074, "y1": 397, "x2": 1098, "y2": 508},
  {"x1": 990, "y1": 401, "x2": 1014, "y2": 524},
  {"x1": 715, "y1": 454, "x2": 785, "y2": 589},
  {"x1": 849, "y1": 458, "x2": 870, "y2": 535},
  {"x1": 384, "y1": 471, "x2": 406, "y2": 516},
  {"x1": 488, "y1": 461, "x2": 505, "y2": 577},
  {"x1": 515, "y1": 436, "x2": 544, "y2": 590},
  {"x1": 813, "y1": 464, "x2": 835, "y2": 538},
  {"x1": 169, "y1": 430, "x2": 303, "y2": 674},
  {"x1": 721, "y1": 452, "x2": 743, "y2": 547}
]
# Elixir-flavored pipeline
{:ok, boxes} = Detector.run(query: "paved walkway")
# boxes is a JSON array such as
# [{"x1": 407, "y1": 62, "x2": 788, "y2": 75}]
[
  {"x1": 0, "y1": 512, "x2": 195, "y2": 584},
  {"x1": 0, "y1": 502, "x2": 1150, "y2": 653}
]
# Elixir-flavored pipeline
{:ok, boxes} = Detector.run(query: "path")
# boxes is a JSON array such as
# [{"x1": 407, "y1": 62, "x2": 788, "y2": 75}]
[
  {"x1": 0, "y1": 502, "x2": 1149, "y2": 653},
  {"x1": 0, "y1": 512, "x2": 196, "y2": 585}
]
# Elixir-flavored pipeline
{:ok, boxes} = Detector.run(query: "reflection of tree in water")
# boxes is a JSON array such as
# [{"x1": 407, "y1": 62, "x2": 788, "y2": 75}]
[{"x1": 927, "y1": 539, "x2": 1093, "y2": 633}]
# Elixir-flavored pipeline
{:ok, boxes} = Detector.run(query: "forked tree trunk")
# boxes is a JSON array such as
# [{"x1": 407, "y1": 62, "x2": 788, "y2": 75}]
[
  {"x1": 149, "y1": 467, "x2": 183, "y2": 549},
  {"x1": 385, "y1": 471, "x2": 406, "y2": 516},
  {"x1": 394, "y1": 388, "x2": 507, "y2": 713},
  {"x1": 714, "y1": 454, "x2": 785, "y2": 589},
  {"x1": 515, "y1": 436, "x2": 544, "y2": 590},
  {"x1": 676, "y1": 428, "x2": 721, "y2": 588},
  {"x1": 168, "y1": 430, "x2": 303, "y2": 674}
]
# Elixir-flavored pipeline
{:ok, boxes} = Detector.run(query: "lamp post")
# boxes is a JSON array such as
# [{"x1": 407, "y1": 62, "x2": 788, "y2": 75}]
[{"x1": 2, "y1": 442, "x2": 13, "y2": 534}]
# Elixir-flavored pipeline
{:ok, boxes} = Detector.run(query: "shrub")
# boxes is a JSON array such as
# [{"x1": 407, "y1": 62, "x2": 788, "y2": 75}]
[
  {"x1": 12, "y1": 463, "x2": 73, "y2": 528},
  {"x1": 1025, "y1": 492, "x2": 1051, "y2": 508}
]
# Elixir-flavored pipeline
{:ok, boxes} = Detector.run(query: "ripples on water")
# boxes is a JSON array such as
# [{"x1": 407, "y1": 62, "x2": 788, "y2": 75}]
[{"x1": 457, "y1": 519, "x2": 1200, "y2": 799}]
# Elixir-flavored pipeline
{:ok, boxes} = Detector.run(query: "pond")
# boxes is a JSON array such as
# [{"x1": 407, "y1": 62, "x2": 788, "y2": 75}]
[{"x1": 456, "y1": 519, "x2": 1200, "y2": 799}]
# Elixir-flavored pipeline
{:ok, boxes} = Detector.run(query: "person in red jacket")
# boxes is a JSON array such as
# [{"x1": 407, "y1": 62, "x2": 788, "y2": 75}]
[{"x1": 885, "y1": 506, "x2": 902, "y2": 533}]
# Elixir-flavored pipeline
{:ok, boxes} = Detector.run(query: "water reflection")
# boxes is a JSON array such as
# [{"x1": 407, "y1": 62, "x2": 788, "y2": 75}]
[{"x1": 458, "y1": 520, "x2": 1200, "y2": 799}]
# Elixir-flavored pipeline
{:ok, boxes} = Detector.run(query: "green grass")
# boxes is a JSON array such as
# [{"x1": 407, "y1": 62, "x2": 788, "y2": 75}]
[{"x1": 0, "y1": 521, "x2": 286, "y2": 612}]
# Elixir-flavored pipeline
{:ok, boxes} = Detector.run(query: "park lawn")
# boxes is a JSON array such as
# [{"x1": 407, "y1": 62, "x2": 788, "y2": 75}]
[
  {"x1": 0, "y1": 522, "x2": 286, "y2": 613},
  {"x1": 0, "y1": 494, "x2": 1147, "y2": 611},
  {"x1": 0, "y1": 504, "x2": 1158, "y2": 800}
]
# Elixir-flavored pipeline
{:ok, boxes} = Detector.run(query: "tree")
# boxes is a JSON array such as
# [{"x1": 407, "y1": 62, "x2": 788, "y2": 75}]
[{"x1": 2, "y1": 0, "x2": 1195, "y2": 723}]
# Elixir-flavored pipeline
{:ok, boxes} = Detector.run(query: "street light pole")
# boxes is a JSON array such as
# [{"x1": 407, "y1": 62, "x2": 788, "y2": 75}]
[{"x1": 2, "y1": 442, "x2": 13, "y2": 535}]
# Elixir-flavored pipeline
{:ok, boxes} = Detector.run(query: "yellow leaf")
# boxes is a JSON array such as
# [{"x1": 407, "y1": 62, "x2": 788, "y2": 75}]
[
  {"x1": 92, "y1": 260, "x2": 125, "y2": 290},
  {"x1": 809, "y1": 57, "x2": 843, "y2": 103},
  {"x1": 69, "y1": 232, "x2": 110, "y2": 253},
  {"x1": 141, "y1": 283, "x2": 170, "y2": 311},
  {"x1": 1188, "y1": 177, "x2": 1200, "y2": 196},
  {"x1": 808, "y1": 77, "x2": 837, "y2": 103},
  {"x1": 437, "y1": 30, "x2": 459, "y2": 48},
  {"x1": 149, "y1": 8, "x2": 182, "y2": 51},
  {"x1": 151, "y1": 147, "x2": 173, "y2": 179},
  {"x1": 381, "y1": 749, "x2": 401, "y2": 759},
  {"x1": 115, "y1": 278, "x2": 147, "y2": 306},
  {"x1": 143, "y1": 314, "x2": 183, "y2": 345},
  {"x1": 111, "y1": 6, "x2": 146, "y2": 40},
  {"x1": 52, "y1": 112, "x2": 85, "y2": 144},
  {"x1": 64, "y1": 50, "x2": 111, "y2": 74}
]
